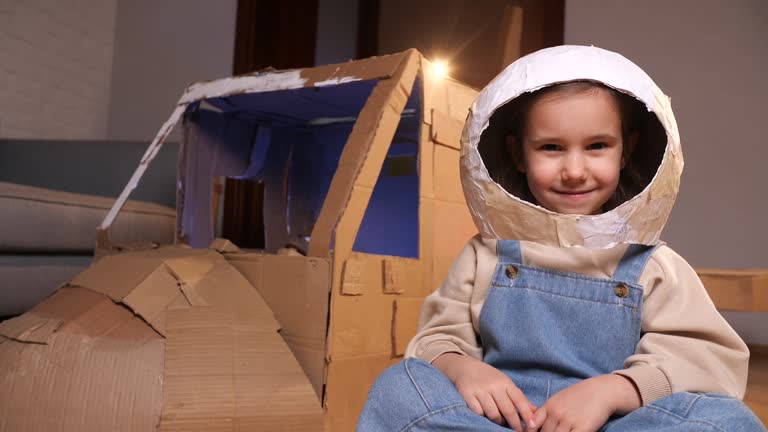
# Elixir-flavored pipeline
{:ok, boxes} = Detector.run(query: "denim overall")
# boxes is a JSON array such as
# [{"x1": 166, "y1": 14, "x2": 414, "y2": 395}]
[
  {"x1": 479, "y1": 240, "x2": 648, "y2": 410},
  {"x1": 358, "y1": 241, "x2": 765, "y2": 431}
]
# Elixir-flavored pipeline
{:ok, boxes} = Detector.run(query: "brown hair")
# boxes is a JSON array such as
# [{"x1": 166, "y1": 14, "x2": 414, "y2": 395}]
[{"x1": 480, "y1": 81, "x2": 665, "y2": 211}]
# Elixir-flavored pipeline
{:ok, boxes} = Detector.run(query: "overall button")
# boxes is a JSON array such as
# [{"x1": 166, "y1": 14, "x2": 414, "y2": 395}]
[
  {"x1": 615, "y1": 283, "x2": 629, "y2": 298},
  {"x1": 505, "y1": 265, "x2": 519, "y2": 279}
]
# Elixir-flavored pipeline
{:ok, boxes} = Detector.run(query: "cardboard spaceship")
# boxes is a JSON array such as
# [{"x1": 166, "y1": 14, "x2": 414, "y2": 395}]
[{"x1": 0, "y1": 49, "x2": 479, "y2": 431}]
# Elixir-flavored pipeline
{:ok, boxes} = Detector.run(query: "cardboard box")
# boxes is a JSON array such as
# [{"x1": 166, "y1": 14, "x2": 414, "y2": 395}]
[{"x1": 0, "y1": 50, "x2": 479, "y2": 431}]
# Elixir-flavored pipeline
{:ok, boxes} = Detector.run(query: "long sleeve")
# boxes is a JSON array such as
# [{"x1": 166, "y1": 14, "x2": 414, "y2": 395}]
[
  {"x1": 404, "y1": 237, "x2": 489, "y2": 363},
  {"x1": 614, "y1": 245, "x2": 750, "y2": 405}
]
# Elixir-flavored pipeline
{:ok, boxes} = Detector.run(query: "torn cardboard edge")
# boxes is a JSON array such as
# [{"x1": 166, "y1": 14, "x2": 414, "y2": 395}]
[
  {"x1": 0, "y1": 287, "x2": 167, "y2": 432},
  {"x1": 181, "y1": 52, "x2": 407, "y2": 104},
  {"x1": 66, "y1": 245, "x2": 254, "y2": 337},
  {"x1": 341, "y1": 258, "x2": 366, "y2": 296},
  {"x1": 431, "y1": 109, "x2": 463, "y2": 150},
  {"x1": 209, "y1": 238, "x2": 242, "y2": 253},
  {"x1": 94, "y1": 228, "x2": 181, "y2": 261},
  {"x1": 0, "y1": 313, "x2": 62, "y2": 344},
  {"x1": 99, "y1": 104, "x2": 187, "y2": 232},
  {"x1": 0, "y1": 284, "x2": 166, "y2": 347},
  {"x1": 340, "y1": 253, "x2": 423, "y2": 297}
]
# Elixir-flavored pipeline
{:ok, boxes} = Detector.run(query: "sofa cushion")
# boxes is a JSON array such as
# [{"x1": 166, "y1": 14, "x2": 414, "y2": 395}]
[{"x1": 0, "y1": 182, "x2": 176, "y2": 253}]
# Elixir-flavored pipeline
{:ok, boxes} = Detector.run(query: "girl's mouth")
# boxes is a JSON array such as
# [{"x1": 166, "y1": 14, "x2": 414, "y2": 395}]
[{"x1": 555, "y1": 189, "x2": 595, "y2": 196}]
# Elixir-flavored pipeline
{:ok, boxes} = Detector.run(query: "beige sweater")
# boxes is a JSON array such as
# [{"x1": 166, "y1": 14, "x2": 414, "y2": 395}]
[{"x1": 405, "y1": 235, "x2": 749, "y2": 406}]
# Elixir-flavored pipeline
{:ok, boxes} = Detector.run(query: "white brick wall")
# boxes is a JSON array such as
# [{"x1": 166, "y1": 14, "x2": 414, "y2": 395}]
[{"x1": 0, "y1": 0, "x2": 117, "y2": 139}]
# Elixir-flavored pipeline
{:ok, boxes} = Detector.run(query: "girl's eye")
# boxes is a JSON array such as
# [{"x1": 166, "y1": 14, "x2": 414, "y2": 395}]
[
  {"x1": 541, "y1": 144, "x2": 560, "y2": 151},
  {"x1": 588, "y1": 142, "x2": 608, "y2": 150}
]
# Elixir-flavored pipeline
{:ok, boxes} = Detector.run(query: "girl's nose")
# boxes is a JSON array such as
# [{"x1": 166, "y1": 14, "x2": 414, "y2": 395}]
[{"x1": 562, "y1": 154, "x2": 588, "y2": 182}]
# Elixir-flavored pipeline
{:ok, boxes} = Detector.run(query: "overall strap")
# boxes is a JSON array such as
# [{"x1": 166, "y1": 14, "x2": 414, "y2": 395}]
[
  {"x1": 497, "y1": 240, "x2": 523, "y2": 263},
  {"x1": 612, "y1": 244, "x2": 660, "y2": 284}
]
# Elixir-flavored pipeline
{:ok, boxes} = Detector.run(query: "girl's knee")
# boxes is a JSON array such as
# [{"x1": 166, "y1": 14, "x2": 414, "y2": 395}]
[
  {"x1": 358, "y1": 359, "x2": 445, "y2": 431},
  {"x1": 367, "y1": 359, "x2": 418, "y2": 401},
  {"x1": 607, "y1": 393, "x2": 765, "y2": 432},
  {"x1": 367, "y1": 358, "x2": 453, "y2": 406},
  {"x1": 654, "y1": 392, "x2": 765, "y2": 431},
  {"x1": 690, "y1": 394, "x2": 766, "y2": 431}
]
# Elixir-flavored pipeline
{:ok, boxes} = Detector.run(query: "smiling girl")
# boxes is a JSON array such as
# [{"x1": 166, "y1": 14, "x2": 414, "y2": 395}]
[{"x1": 357, "y1": 46, "x2": 765, "y2": 432}]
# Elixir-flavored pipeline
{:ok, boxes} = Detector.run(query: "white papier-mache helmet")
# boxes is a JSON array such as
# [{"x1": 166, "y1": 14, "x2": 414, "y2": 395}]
[{"x1": 460, "y1": 45, "x2": 683, "y2": 248}]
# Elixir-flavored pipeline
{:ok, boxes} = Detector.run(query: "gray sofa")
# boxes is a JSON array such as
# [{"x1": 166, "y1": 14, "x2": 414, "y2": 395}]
[{"x1": 0, "y1": 139, "x2": 179, "y2": 317}]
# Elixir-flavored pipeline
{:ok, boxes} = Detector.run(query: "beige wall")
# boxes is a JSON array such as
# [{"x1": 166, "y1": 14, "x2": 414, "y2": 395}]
[
  {"x1": 107, "y1": 0, "x2": 237, "y2": 141},
  {"x1": 566, "y1": 0, "x2": 767, "y2": 342}
]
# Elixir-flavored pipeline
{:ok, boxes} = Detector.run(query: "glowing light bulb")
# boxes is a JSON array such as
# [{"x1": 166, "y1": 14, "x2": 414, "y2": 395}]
[{"x1": 432, "y1": 60, "x2": 449, "y2": 78}]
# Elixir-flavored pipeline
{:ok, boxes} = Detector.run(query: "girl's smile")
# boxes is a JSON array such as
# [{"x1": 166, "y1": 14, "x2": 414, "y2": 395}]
[{"x1": 554, "y1": 189, "x2": 597, "y2": 200}]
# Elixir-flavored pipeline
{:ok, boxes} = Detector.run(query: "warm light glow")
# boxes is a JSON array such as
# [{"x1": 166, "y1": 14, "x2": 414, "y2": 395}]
[{"x1": 432, "y1": 59, "x2": 449, "y2": 78}]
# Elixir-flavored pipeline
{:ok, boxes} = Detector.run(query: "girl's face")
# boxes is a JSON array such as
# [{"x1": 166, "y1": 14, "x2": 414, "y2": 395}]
[{"x1": 513, "y1": 88, "x2": 627, "y2": 215}]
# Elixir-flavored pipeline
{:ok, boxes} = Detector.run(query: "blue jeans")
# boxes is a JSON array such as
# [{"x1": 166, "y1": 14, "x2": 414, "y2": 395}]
[{"x1": 357, "y1": 358, "x2": 766, "y2": 431}]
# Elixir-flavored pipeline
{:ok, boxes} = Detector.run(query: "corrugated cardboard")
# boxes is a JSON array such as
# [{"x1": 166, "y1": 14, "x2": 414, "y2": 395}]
[
  {"x1": 434, "y1": 143, "x2": 465, "y2": 204},
  {"x1": 431, "y1": 109, "x2": 464, "y2": 150},
  {"x1": 433, "y1": 200, "x2": 479, "y2": 291},
  {"x1": 341, "y1": 256, "x2": 370, "y2": 296},
  {"x1": 419, "y1": 123, "x2": 436, "y2": 199},
  {"x1": 226, "y1": 252, "x2": 331, "y2": 399},
  {"x1": 0, "y1": 287, "x2": 165, "y2": 432},
  {"x1": 393, "y1": 297, "x2": 426, "y2": 356},
  {"x1": 324, "y1": 353, "x2": 400, "y2": 431},
  {"x1": 310, "y1": 50, "x2": 420, "y2": 260},
  {"x1": 1, "y1": 50, "x2": 480, "y2": 431},
  {"x1": 1, "y1": 247, "x2": 322, "y2": 431}
]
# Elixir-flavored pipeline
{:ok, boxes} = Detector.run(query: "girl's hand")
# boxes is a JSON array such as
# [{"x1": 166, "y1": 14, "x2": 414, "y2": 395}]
[
  {"x1": 432, "y1": 353, "x2": 538, "y2": 431},
  {"x1": 531, "y1": 374, "x2": 641, "y2": 432}
]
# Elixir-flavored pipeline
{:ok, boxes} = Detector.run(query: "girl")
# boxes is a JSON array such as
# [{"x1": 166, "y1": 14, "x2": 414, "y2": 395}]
[{"x1": 357, "y1": 46, "x2": 765, "y2": 431}]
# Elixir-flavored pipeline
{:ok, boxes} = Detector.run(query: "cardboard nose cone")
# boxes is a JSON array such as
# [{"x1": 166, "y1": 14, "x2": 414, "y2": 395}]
[{"x1": 0, "y1": 246, "x2": 323, "y2": 431}]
